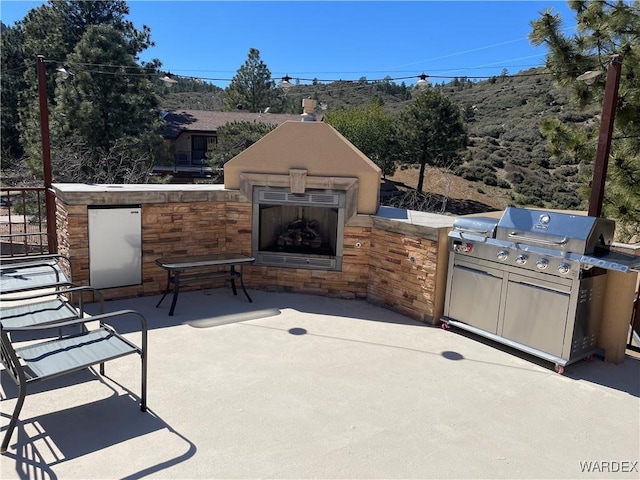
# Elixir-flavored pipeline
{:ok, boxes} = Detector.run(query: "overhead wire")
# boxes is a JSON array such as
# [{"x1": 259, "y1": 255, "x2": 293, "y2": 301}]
[
  {"x1": 28, "y1": 18, "x2": 594, "y2": 87},
  {"x1": 15, "y1": 54, "x2": 603, "y2": 103},
  {"x1": 378, "y1": 23, "x2": 578, "y2": 73},
  {"x1": 35, "y1": 57, "x2": 563, "y2": 84}
]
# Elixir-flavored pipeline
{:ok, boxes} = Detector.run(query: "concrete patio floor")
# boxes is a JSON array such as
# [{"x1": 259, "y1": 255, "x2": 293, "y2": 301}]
[{"x1": 1, "y1": 288, "x2": 639, "y2": 479}]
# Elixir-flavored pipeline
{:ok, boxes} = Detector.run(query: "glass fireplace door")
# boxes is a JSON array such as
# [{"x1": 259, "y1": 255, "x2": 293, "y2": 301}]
[{"x1": 252, "y1": 187, "x2": 345, "y2": 271}]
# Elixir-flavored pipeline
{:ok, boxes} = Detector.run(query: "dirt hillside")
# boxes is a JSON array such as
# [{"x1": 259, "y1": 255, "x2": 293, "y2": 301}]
[{"x1": 386, "y1": 165, "x2": 510, "y2": 215}]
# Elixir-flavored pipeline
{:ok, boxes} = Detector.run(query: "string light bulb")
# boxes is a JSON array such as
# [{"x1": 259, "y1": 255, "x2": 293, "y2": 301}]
[
  {"x1": 416, "y1": 73, "x2": 430, "y2": 89},
  {"x1": 279, "y1": 74, "x2": 292, "y2": 90},
  {"x1": 161, "y1": 75, "x2": 178, "y2": 86},
  {"x1": 576, "y1": 70, "x2": 603, "y2": 85},
  {"x1": 56, "y1": 67, "x2": 73, "y2": 79}
]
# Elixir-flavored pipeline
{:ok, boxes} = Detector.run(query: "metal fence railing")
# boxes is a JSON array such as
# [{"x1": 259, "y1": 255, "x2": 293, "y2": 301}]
[{"x1": 0, "y1": 187, "x2": 50, "y2": 257}]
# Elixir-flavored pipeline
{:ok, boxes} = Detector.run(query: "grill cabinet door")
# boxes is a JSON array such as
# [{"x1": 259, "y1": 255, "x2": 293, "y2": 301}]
[
  {"x1": 447, "y1": 262, "x2": 503, "y2": 334},
  {"x1": 500, "y1": 274, "x2": 570, "y2": 358}
]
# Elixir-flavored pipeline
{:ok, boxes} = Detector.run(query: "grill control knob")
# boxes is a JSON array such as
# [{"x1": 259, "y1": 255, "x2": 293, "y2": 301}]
[
  {"x1": 557, "y1": 263, "x2": 571, "y2": 274},
  {"x1": 515, "y1": 254, "x2": 528, "y2": 265},
  {"x1": 497, "y1": 250, "x2": 509, "y2": 261},
  {"x1": 536, "y1": 258, "x2": 549, "y2": 270}
]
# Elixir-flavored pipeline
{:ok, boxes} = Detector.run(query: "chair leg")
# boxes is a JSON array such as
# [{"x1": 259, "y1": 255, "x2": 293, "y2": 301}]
[
  {"x1": 1, "y1": 378, "x2": 26, "y2": 454},
  {"x1": 140, "y1": 347, "x2": 147, "y2": 412}
]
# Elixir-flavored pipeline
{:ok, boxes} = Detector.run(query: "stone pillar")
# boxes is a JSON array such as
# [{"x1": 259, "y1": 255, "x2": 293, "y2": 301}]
[{"x1": 599, "y1": 270, "x2": 638, "y2": 363}]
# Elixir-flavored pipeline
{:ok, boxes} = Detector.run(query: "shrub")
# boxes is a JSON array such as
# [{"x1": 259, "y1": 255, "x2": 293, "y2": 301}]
[
  {"x1": 506, "y1": 170, "x2": 525, "y2": 184},
  {"x1": 519, "y1": 195, "x2": 545, "y2": 208},
  {"x1": 488, "y1": 154, "x2": 505, "y2": 168},
  {"x1": 549, "y1": 192, "x2": 582, "y2": 209},
  {"x1": 483, "y1": 175, "x2": 497, "y2": 186},
  {"x1": 554, "y1": 165, "x2": 578, "y2": 177},
  {"x1": 455, "y1": 160, "x2": 496, "y2": 182}
]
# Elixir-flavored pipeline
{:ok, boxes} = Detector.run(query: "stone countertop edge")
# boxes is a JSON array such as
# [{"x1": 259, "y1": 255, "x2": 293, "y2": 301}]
[
  {"x1": 350, "y1": 206, "x2": 455, "y2": 240},
  {"x1": 52, "y1": 183, "x2": 240, "y2": 205},
  {"x1": 52, "y1": 184, "x2": 457, "y2": 232}
]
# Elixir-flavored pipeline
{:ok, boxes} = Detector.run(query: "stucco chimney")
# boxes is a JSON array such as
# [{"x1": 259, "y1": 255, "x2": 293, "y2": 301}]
[{"x1": 301, "y1": 98, "x2": 316, "y2": 122}]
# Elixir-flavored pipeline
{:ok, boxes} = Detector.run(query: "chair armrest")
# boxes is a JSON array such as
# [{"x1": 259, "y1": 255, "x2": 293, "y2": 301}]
[
  {"x1": 0, "y1": 253, "x2": 70, "y2": 266},
  {"x1": 1, "y1": 261, "x2": 57, "y2": 272},
  {"x1": 1, "y1": 283, "x2": 103, "y2": 303},
  {"x1": 0, "y1": 281, "x2": 77, "y2": 297},
  {"x1": 1, "y1": 309, "x2": 147, "y2": 333},
  {"x1": 0, "y1": 255, "x2": 72, "y2": 274}
]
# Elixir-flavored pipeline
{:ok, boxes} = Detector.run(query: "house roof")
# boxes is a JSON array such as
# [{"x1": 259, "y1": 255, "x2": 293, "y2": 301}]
[{"x1": 161, "y1": 109, "x2": 304, "y2": 139}]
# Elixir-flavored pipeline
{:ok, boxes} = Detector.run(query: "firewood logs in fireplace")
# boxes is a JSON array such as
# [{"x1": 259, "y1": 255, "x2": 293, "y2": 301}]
[{"x1": 277, "y1": 219, "x2": 322, "y2": 249}]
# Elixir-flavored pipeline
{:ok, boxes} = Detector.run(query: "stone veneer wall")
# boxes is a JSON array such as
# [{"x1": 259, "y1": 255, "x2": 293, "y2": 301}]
[
  {"x1": 367, "y1": 217, "x2": 448, "y2": 323},
  {"x1": 53, "y1": 186, "x2": 451, "y2": 325},
  {"x1": 56, "y1": 200, "x2": 87, "y2": 284}
]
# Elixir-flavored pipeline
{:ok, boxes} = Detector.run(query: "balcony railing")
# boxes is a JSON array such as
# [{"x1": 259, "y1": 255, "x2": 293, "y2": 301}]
[
  {"x1": 152, "y1": 152, "x2": 214, "y2": 178},
  {"x1": 0, "y1": 187, "x2": 50, "y2": 257}
]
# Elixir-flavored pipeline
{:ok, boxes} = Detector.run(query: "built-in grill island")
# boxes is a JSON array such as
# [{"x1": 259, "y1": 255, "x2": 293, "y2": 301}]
[{"x1": 443, "y1": 206, "x2": 640, "y2": 372}]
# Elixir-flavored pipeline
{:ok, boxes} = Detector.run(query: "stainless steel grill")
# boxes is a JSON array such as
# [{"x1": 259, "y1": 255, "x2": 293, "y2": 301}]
[{"x1": 442, "y1": 206, "x2": 640, "y2": 373}]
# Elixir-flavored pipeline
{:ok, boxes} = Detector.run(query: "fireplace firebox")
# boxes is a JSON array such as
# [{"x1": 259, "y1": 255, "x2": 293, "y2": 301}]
[{"x1": 252, "y1": 187, "x2": 345, "y2": 270}]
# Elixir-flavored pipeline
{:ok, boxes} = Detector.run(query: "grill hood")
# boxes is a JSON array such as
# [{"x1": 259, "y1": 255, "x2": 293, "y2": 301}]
[{"x1": 495, "y1": 207, "x2": 615, "y2": 255}]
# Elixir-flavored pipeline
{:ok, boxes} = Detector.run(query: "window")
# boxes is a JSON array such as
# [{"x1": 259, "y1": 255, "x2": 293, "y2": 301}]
[
  {"x1": 191, "y1": 136, "x2": 207, "y2": 163},
  {"x1": 191, "y1": 135, "x2": 217, "y2": 165}
]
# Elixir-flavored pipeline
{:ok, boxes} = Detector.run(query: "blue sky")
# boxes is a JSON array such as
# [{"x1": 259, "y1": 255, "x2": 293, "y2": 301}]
[{"x1": 1, "y1": 1, "x2": 578, "y2": 88}]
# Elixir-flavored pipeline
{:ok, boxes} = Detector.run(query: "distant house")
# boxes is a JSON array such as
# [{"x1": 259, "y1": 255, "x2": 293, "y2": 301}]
[{"x1": 156, "y1": 109, "x2": 302, "y2": 178}]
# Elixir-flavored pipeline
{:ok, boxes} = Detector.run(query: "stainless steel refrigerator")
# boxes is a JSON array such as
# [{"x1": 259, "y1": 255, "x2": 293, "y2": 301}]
[{"x1": 88, "y1": 205, "x2": 142, "y2": 288}]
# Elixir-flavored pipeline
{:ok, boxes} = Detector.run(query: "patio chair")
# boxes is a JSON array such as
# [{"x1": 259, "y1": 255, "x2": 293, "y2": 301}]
[
  {"x1": 0, "y1": 309, "x2": 148, "y2": 454},
  {"x1": 0, "y1": 254, "x2": 72, "y2": 294}
]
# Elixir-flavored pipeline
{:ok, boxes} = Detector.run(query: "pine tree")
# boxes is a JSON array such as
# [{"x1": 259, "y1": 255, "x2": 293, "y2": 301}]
[
  {"x1": 5, "y1": 0, "x2": 162, "y2": 184},
  {"x1": 0, "y1": 23, "x2": 26, "y2": 162},
  {"x1": 48, "y1": 24, "x2": 163, "y2": 183},
  {"x1": 396, "y1": 89, "x2": 467, "y2": 193},
  {"x1": 224, "y1": 48, "x2": 276, "y2": 113},
  {"x1": 529, "y1": 0, "x2": 640, "y2": 241}
]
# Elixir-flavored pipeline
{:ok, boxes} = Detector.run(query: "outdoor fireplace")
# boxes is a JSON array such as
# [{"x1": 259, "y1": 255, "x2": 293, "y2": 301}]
[
  {"x1": 252, "y1": 186, "x2": 345, "y2": 270},
  {"x1": 223, "y1": 120, "x2": 383, "y2": 271}
]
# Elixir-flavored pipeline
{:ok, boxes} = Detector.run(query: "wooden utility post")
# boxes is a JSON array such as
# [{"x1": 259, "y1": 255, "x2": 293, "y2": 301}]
[
  {"x1": 588, "y1": 54, "x2": 622, "y2": 217},
  {"x1": 37, "y1": 54, "x2": 57, "y2": 253}
]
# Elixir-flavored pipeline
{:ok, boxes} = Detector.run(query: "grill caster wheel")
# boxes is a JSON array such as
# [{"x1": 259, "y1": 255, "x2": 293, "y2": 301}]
[
  {"x1": 441, "y1": 322, "x2": 450, "y2": 330},
  {"x1": 554, "y1": 364, "x2": 565, "y2": 375}
]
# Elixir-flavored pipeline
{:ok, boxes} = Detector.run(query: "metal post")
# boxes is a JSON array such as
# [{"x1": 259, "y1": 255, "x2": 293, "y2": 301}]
[
  {"x1": 37, "y1": 55, "x2": 58, "y2": 253},
  {"x1": 588, "y1": 54, "x2": 622, "y2": 217}
]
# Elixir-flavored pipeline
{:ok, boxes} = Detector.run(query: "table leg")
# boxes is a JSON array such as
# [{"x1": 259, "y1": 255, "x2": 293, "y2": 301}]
[
  {"x1": 168, "y1": 271, "x2": 181, "y2": 316},
  {"x1": 156, "y1": 270, "x2": 172, "y2": 308},
  {"x1": 230, "y1": 265, "x2": 238, "y2": 296},
  {"x1": 239, "y1": 265, "x2": 252, "y2": 303}
]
